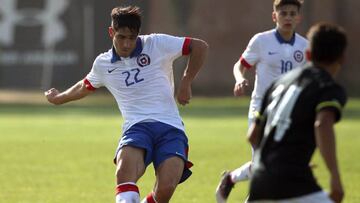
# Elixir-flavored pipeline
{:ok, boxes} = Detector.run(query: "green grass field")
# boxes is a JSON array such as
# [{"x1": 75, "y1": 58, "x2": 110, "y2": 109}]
[{"x1": 0, "y1": 96, "x2": 359, "y2": 203}]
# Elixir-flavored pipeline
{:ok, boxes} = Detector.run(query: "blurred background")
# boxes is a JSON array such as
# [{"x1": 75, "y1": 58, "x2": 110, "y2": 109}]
[
  {"x1": 0, "y1": 0, "x2": 359, "y2": 97},
  {"x1": 1, "y1": 2, "x2": 360, "y2": 202}
]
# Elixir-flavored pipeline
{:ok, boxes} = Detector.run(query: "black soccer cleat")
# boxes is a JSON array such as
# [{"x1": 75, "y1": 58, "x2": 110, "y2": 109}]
[{"x1": 215, "y1": 171, "x2": 235, "y2": 203}]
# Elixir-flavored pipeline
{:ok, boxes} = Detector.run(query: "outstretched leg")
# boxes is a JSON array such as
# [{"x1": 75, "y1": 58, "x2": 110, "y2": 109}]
[
  {"x1": 142, "y1": 156, "x2": 184, "y2": 203},
  {"x1": 115, "y1": 146, "x2": 146, "y2": 203},
  {"x1": 215, "y1": 160, "x2": 252, "y2": 202}
]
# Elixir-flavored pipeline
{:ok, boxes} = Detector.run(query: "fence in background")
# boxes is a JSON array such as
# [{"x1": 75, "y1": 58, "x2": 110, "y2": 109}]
[{"x1": 0, "y1": 0, "x2": 359, "y2": 96}]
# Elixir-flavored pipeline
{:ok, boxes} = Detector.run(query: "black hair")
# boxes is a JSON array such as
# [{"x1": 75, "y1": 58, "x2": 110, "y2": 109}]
[
  {"x1": 307, "y1": 22, "x2": 347, "y2": 64},
  {"x1": 273, "y1": 0, "x2": 302, "y2": 11},
  {"x1": 111, "y1": 6, "x2": 141, "y2": 34}
]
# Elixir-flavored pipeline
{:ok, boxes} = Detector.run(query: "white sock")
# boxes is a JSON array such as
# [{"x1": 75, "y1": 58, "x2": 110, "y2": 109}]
[
  {"x1": 140, "y1": 192, "x2": 157, "y2": 203},
  {"x1": 230, "y1": 161, "x2": 252, "y2": 183},
  {"x1": 115, "y1": 182, "x2": 140, "y2": 203}
]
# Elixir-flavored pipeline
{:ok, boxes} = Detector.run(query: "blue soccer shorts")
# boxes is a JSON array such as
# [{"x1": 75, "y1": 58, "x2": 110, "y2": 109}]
[{"x1": 114, "y1": 121, "x2": 193, "y2": 184}]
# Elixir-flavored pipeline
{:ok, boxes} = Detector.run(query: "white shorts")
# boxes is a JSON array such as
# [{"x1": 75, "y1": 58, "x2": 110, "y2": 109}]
[{"x1": 246, "y1": 191, "x2": 333, "y2": 203}]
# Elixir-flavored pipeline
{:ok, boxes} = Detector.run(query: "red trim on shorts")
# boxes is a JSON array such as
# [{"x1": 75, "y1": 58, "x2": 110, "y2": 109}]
[
  {"x1": 83, "y1": 78, "x2": 96, "y2": 91},
  {"x1": 115, "y1": 183, "x2": 139, "y2": 195},
  {"x1": 186, "y1": 161, "x2": 194, "y2": 169},
  {"x1": 185, "y1": 147, "x2": 193, "y2": 169},
  {"x1": 182, "y1": 37, "x2": 191, "y2": 55},
  {"x1": 146, "y1": 193, "x2": 156, "y2": 203},
  {"x1": 240, "y1": 56, "x2": 252, "y2": 69}
]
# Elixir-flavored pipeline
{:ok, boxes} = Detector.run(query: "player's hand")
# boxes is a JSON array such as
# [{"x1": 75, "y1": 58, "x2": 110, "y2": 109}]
[
  {"x1": 329, "y1": 176, "x2": 344, "y2": 203},
  {"x1": 44, "y1": 88, "x2": 61, "y2": 105},
  {"x1": 177, "y1": 79, "x2": 192, "y2": 106},
  {"x1": 233, "y1": 79, "x2": 248, "y2": 96}
]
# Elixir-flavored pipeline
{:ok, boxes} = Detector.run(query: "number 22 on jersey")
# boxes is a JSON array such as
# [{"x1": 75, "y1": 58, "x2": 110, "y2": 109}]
[{"x1": 122, "y1": 68, "x2": 144, "y2": 86}]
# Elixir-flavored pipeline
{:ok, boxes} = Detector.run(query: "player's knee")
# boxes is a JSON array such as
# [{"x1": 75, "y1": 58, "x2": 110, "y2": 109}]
[
  {"x1": 115, "y1": 163, "x2": 145, "y2": 183},
  {"x1": 115, "y1": 167, "x2": 123, "y2": 182},
  {"x1": 155, "y1": 182, "x2": 177, "y2": 200},
  {"x1": 115, "y1": 164, "x2": 131, "y2": 183}
]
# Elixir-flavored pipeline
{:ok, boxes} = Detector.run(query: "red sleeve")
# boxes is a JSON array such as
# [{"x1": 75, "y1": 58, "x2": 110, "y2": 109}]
[
  {"x1": 240, "y1": 56, "x2": 252, "y2": 69},
  {"x1": 182, "y1": 37, "x2": 191, "y2": 55},
  {"x1": 83, "y1": 78, "x2": 96, "y2": 91}
]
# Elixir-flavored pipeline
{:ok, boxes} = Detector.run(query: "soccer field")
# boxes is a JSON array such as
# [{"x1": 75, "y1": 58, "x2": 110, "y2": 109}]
[{"x1": 0, "y1": 97, "x2": 359, "y2": 203}]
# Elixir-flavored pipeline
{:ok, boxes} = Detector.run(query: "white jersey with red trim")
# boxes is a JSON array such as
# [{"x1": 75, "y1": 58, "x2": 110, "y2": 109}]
[
  {"x1": 85, "y1": 34, "x2": 191, "y2": 132},
  {"x1": 240, "y1": 29, "x2": 308, "y2": 102}
]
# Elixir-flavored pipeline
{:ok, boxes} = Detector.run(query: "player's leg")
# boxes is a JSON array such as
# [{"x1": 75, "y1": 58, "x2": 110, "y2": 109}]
[
  {"x1": 216, "y1": 147, "x2": 252, "y2": 202},
  {"x1": 114, "y1": 123, "x2": 155, "y2": 203},
  {"x1": 215, "y1": 170, "x2": 235, "y2": 203},
  {"x1": 229, "y1": 160, "x2": 253, "y2": 182},
  {"x1": 115, "y1": 146, "x2": 146, "y2": 203},
  {"x1": 144, "y1": 156, "x2": 184, "y2": 203},
  {"x1": 230, "y1": 99, "x2": 259, "y2": 182},
  {"x1": 216, "y1": 99, "x2": 260, "y2": 203},
  {"x1": 141, "y1": 122, "x2": 192, "y2": 203}
]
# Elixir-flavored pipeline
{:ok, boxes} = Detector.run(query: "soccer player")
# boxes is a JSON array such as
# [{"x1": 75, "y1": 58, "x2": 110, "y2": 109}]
[
  {"x1": 216, "y1": 0, "x2": 307, "y2": 202},
  {"x1": 44, "y1": 6, "x2": 208, "y2": 203},
  {"x1": 247, "y1": 22, "x2": 347, "y2": 203}
]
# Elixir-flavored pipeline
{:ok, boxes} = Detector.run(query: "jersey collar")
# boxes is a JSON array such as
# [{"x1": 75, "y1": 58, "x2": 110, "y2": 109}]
[
  {"x1": 275, "y1": 29, "x2": 295, "y2": 46},
  {"x1": 111, "y1": 37, "x2": 143, "y2": 63}
]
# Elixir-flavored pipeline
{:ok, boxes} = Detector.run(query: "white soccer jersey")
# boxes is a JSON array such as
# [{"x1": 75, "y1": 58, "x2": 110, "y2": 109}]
[
  {"x1": 241, "y1": 29, "x2": 308, "y2": 101},
  {"x1": 84, "y1": 34, "x2": 191, "y2": 132}
]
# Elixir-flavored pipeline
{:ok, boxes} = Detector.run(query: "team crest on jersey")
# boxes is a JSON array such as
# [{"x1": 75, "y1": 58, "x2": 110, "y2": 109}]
[
  {"x1": 137, "y1": 54, "x2": 151, "y2": 67},
  {"x1": 293, "y1": 50, "x2": 304, "y2": 63}
]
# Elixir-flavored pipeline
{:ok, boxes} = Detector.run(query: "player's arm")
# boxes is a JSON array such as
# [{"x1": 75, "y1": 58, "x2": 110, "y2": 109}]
[
  {"x1": 44, "y1": 80, "x2": 94, "y2": 105},
  {"x1": 247, "y1": 121, "x2": 262, "y2": 149},
  {"x1": 247, "y1": 110, "x2": 265, "y2": 148},
  {"x1": 247, "y1": 82, "x2": 270, "y2": 148},
  {"x1": 177, "y1": 38, "x2": 209, "y2": 105},
  {"x1": 315, "y1": 109, "x2": 344, "y2": 203},
  {"x1": 233, "y1": 60, "x2": 249, "y2": 96}
]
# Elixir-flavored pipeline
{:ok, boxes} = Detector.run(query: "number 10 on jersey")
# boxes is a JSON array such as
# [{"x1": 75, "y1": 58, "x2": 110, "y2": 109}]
[{"x1": 281, "y1": 60, "x2": 293, "y2": 74}]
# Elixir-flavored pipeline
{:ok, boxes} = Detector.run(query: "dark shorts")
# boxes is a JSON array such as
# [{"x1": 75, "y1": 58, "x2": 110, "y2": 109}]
[{"x1": 114, "y1": 121, "x2": 193, "y2": 184}]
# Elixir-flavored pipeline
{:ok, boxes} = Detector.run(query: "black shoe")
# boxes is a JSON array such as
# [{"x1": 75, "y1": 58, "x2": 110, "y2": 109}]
[{"x1": 215, "y1": 171, "x2": 235, "y2": 203}]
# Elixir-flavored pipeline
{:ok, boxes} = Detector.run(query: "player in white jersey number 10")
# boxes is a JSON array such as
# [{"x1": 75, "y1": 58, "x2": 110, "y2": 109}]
[{"x1": 216, "y1": 0, "x2": 307, "y2": 202}]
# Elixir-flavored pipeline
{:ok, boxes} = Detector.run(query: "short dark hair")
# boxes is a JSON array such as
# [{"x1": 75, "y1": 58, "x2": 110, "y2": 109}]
[
  {"x1": 307, "y1": 23, "x2": 347, "y2": 64},
  {"x1": 111, "y1": 6, "x2": 142, "y2": 34},
  {"x1": 273, "y1": 0, "x2": 302, "y2": 11}
]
